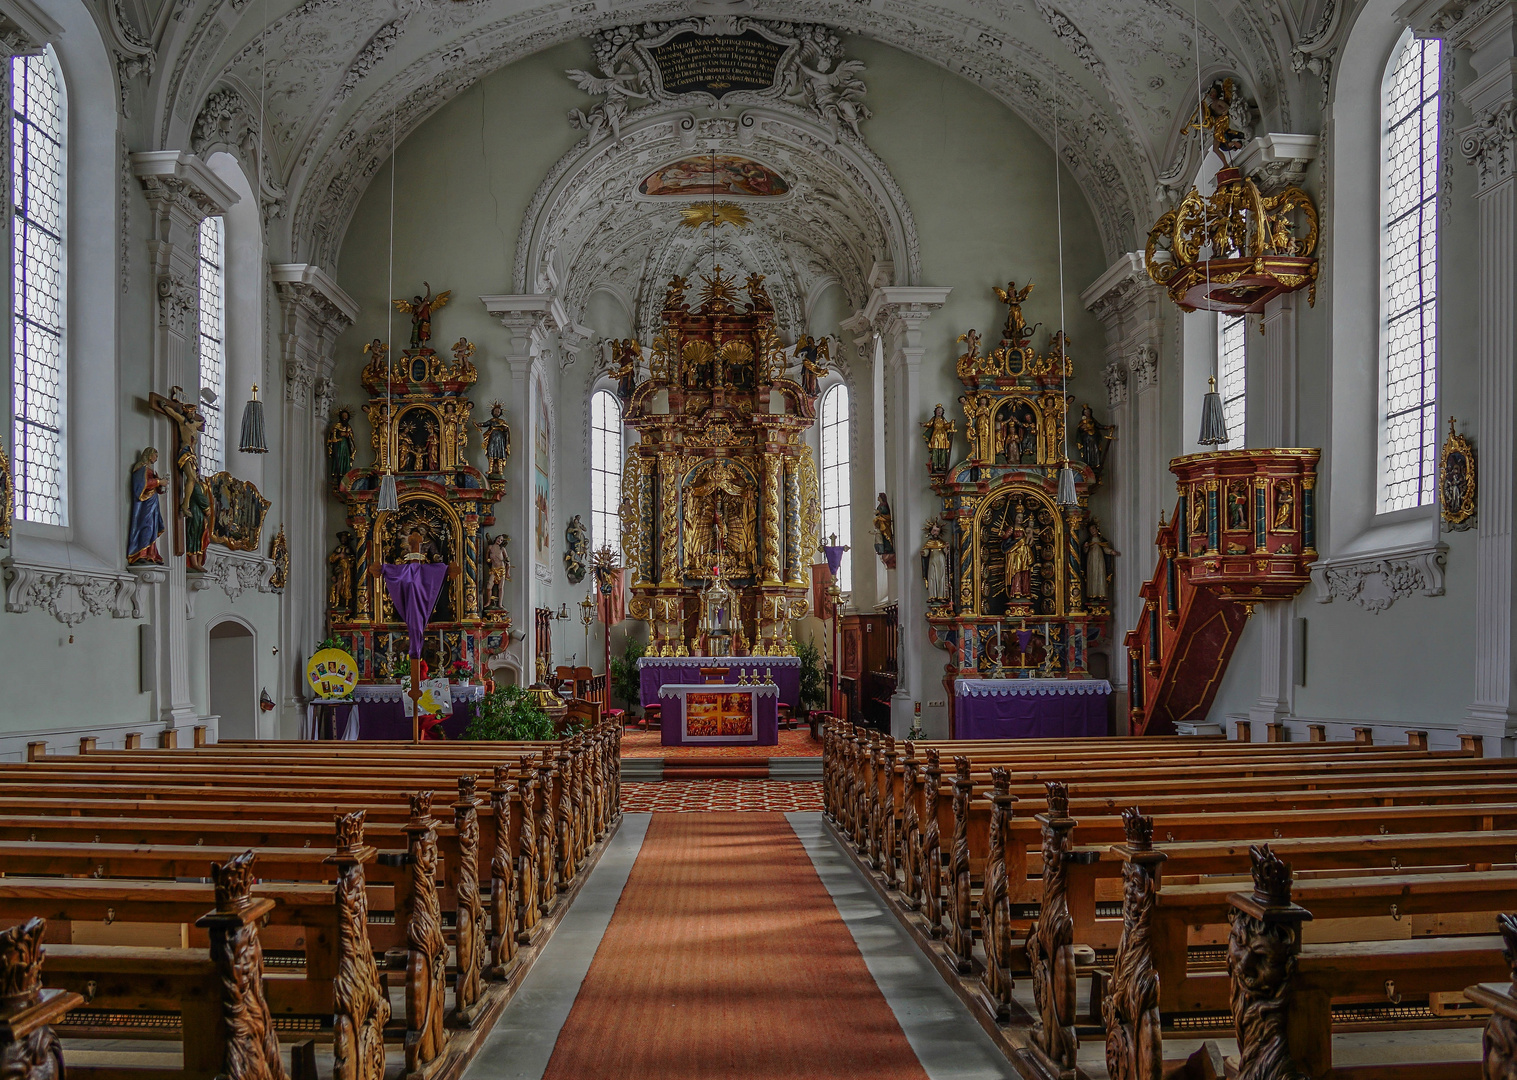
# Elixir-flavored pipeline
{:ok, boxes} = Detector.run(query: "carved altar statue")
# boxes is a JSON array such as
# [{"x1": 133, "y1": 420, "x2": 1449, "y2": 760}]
[
  {"x1": 925, "y1": 276, "x2": 1113, "y2": 687},
  {"x1": 327, "y1": 287, "x2": 512, "y2": 682},
  {"x1": 619, "y1": 268, "x2": 821, "y2": 655},
  {"x1": 127, "y1": 448, "x2": 166, "y2": 566}
]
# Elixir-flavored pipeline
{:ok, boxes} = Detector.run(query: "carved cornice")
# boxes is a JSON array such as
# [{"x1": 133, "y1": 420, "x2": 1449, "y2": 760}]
[
  {"x1": 187, "y1": 547, "x2": 275, "y2": 618},
  {"x1": 861, "y1": 286, "x2": 952, "y2": 360},
  {"x1": 271, "y1": 263, "x2": 358, "y2": 408},
  {"x1": 1237, "y1": 133, "x2": 1320, "y2": 196},
  {"x1": 481, "y1": 295, "x2": 561, "y2": 367},
  {"x1": 3, "y1": 559, "x2": 144, "y2": 626},
  {"x1": 1309, "y1": 540, "x2": 1448, "y2": 613},
  {"x1": 1081, "y1": 252, "x2": 1156, "y2": 328},
  {"x1": 132, "y1": 151, "x2": 241, "y2": 224}
]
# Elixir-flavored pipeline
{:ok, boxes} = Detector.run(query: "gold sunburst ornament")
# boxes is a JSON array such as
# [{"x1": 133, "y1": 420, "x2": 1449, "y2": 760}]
[{"x1": 680, "y1": 201, "x2": 751, "y2": 230}]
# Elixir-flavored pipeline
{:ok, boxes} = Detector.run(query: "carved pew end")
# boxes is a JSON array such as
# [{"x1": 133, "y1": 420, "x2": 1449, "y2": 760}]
[{"x1": 1461, "y1": 732, "x2": 1485, "y2": 756}]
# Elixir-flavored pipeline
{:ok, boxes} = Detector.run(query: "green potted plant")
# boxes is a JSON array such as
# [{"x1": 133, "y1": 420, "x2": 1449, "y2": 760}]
[
  {"x1": 610, "y1": 638, "x2": 646, "y2": 720},
  {"x1": 462, "y1": 684, "x2": 556, "y2": 741},
  {"x1": 794, "y1": 637, "x2": 828, "y2": 719}
]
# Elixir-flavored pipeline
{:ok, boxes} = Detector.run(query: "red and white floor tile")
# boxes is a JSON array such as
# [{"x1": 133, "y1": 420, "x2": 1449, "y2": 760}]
[{"x1": 621, "y1": 779, "x2": 823, "y2": 812}]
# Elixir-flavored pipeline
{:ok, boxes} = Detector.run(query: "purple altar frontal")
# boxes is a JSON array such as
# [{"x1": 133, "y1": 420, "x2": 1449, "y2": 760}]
[
  {"x1": 657, "y1": 683, "x2": 780, "y2": 747},
  {"x1": 302, "y1": 684, "x2": 487, "y2": 740},
  {"x1": 639, "y1": 656, "x2": 800, "y2": 709},
  {"x1": 953, "y1": 678, "x2": 1111, "y2": 740}
]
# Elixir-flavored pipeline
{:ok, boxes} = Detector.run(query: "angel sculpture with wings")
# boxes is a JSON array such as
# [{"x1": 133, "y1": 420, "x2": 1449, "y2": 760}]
[
  {"x1": 992, "y1": 281, "x2": 1038, "y2": 346},
  {"x1": 789, "y1": 55, "x2": 872, "y2": 139},
  {"x1": 393, "y1": 283, "x2": 452, "y2": 350},
  {"x1": 566, "y1": 66, "x2": 649, "y2": 146}
]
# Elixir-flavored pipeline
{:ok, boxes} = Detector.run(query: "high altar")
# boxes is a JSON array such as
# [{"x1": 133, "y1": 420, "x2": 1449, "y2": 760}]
[
  {"x1": 923, "y1": 280, "x2": 1114, "y2": 733},
  {"x1": 324, "y1": 316, "x2": 514, "y2": 688},
  {"x1": 618, "y1": 268, "x2": 822, "y2": 657}
]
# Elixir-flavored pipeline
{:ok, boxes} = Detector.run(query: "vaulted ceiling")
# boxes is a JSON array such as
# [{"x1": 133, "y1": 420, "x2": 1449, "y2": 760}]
[{"x1": 115, "y1": 0, "x2": 1323, "y2": 270}]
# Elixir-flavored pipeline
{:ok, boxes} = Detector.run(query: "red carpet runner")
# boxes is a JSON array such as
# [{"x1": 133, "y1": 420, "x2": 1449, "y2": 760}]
[{"x1": 540, "y1": 813, "x2": 931, "y2": 1079}]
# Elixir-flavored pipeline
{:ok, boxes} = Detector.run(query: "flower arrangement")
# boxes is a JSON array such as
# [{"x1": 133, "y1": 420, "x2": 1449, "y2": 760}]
[{"x1": 447, "y1": 658, "x2": 476, "y2": 683}]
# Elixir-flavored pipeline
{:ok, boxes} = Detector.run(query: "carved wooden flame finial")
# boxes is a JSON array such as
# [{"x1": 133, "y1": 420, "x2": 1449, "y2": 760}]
[
  {"x1": 457, "y1": 774, "x2": 478, "y2": 803},
  {"x1": 926, "y1": 747, "x2": 941, "y2": 769},
  {"x1": 493, "y1": 763, "x2": 511, "y2": 788},
  {"x1": 211, "y1": 849, "x2": 258, "y2": 912},
  {"x1": 0, "y1": 916, "x2": 46, "y2": 1002},
  {"x1": 334, "y1": 809, "x2": 366, "y2": 853},
  {"x1": 990, "y1": 766, "x2": 1011, "y2": 796},
  {"x1": 1249, "y1": 843, "x2": 1293, "y2": 907},
  {"x1": 953, "y1": 756, "x2": 971, "y2": 782},
  {"x1": 1045, "y1": 780, "x2": 1070, "y2": 818},
  {"x1": 1121, "y1": 807, "x2": 1154, "y2": 851},
  {"x1": 408, "y1": 791, "x2": 436, "y2": 826},
  {"x1": 903, "y1": 741, "x2": 916, "y2": 762}
]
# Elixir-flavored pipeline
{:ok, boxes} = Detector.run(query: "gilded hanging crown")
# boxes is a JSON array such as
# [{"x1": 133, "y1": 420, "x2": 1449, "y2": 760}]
[
  {"x1": 0, "y1": 916, "x2": 46, "y2": 1001},
  {"x1": 334, "y1": 809, "x2": 367, "y2": 852},
  {"x1": 1121, "y1": 807, "x2": 1154, "y2": 850},
  {"x1": 211, "y1": 850, "x2": 258, "y2": 911},
  {"x1": 1045, "y1": 781, "x2": 1070, "y2": 818},
  {"x1": 1249, "y1": 844, "x2": 1294, "y2": 907}
]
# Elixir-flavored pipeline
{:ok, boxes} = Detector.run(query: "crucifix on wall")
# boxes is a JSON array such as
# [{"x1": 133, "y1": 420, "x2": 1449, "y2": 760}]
[{"x1": 148, "y1": 387, "x2": 209, "y2": 569}]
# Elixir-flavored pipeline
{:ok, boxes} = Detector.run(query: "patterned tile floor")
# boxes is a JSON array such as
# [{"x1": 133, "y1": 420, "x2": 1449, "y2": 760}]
[
  {"x1": 620, "y1": 727, "x2": 823, "y2": 759},
  {"x1": 621, "y1": 780, "x2": 824, "y2": 812}
]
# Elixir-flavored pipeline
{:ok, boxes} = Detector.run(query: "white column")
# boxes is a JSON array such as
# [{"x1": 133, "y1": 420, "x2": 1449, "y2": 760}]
[
  {"x1": 863, "y1": 287, "x2": 951, "y2": 737},
  {"x1": 1081, "y1": 254, "x2": 1164, "y2": 719},
  {"x1": 133, "y1": 152, "x2": 240, "y2": 729},
  {"x1": 1250, "y1": 292, "x2": 1301, "y2": 727},
  {"x1": 270, "y1": 265, "x2": 357, "y2": 727},
  {"x1": 1405, "y1": 0, "x2": 1517, "y2": 750},
  {"x1": 482, "y1": 295, "x2": 560, "y2": 686}
]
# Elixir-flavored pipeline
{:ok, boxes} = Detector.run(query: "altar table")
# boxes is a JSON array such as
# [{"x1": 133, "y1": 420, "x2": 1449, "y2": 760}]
[
  {"x1": 301, "y1": 683, "x2": 488, "y2": 740},
  {"x1": 657, "y1": 683, "x2": 780, "y2": 747},
  {"x1": 638, "y1": 656, "x2": 800, "y2": 709},
  {"x1": 953, "y1": 678, "x2": 1111, "y2": 740}
]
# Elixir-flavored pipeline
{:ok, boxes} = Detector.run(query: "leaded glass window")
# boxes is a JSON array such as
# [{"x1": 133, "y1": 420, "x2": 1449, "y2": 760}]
[
  {"x1": 1218, "y1": 314, "x2": 1246, "y2": 451},
  {"x1": 820, "y1": 383, "x2": 852, "y2": 593},
  {"x1": 197, "y1": 215, "x2": 226, "y2": 475},
  {"x1": 10, "y1": 51, "x2": 65, "y2": 526},
  {"x1": 1381, "y1": 33, "x2": 1441, "y2": 512},
  {"x1": 590, "y1": 389, "x2": 622, "y2": 558}
]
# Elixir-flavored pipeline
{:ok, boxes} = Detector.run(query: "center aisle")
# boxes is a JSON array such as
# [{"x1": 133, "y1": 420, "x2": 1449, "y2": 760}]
[{"x1": 540, "y1": 812, "x2": 931, "y2": 1079}]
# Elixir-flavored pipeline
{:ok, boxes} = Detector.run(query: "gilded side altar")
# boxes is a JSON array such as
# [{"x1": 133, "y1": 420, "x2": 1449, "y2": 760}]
[
  {"x1": 619, "y1": 268, "x2": 820, "y2": 655},
  {"x1": 924, "y1": 280, "x2": 1112, "y2": 681}
]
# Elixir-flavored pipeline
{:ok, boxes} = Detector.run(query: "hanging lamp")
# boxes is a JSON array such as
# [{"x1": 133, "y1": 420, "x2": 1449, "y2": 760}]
[
  {"x1": 1051, "y1": 101, "x2": 1080, "y2": 508},
  {"x1": 376, "y1": 107, "x2": 400, "y2": 513},
  {"x1": 236, "y1": 2, "x2": 272, "y2": 456},
  {"x1": 237, "y1": 384, "x2": 267, "y2": 453},
  {"x1": 1183, "y1": 0, "x2": 1230, "y2": 448}
]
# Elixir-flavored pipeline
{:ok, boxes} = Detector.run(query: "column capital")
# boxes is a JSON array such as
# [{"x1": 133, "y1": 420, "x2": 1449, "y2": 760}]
[
  {"x1": 861, "y1": 286, "x2": 952, "y2": 358},
  {"x1": 481, "y1": 294, "x2": 562, "y2": 372},
  {"x1": 1460, "y1": 102, "x2": 1517, "y2": 191},
  {"x1": 132, "y1": 150, "x2": 241, "y2": 226}
]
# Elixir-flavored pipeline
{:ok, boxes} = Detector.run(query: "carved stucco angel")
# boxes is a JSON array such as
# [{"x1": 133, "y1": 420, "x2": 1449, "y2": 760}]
[
  {"x1": 566, "y1": 65, "x2": 649, "y2": 145},
  {"x1": 788, "y1": 56, "x2": 872, "y2": 138}
]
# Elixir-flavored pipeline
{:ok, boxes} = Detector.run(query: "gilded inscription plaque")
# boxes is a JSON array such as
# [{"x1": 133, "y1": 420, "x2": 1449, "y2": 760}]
[{"x1": 649, "y1": 30, "x2": 786, "y2": 97}]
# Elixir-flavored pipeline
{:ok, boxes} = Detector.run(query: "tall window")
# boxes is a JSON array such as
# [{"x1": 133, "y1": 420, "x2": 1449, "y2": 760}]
[
  {"x1": 10, "y1": 51, "x2": 65, "y2": 525},
  {"x1": 589, "y1": 389, "x2": 622, "y2": 558},
  {"x1": 197, "y1": 215, "x2": 226, "y2": 475},
  {"x1": 1217, "y1": 314, "x2": 1246, "y2": 450},
  {"x1": 820, "y1": 383, "x2": 852, "y2": 592},
  {"x1": 1381, "y1": 33, "x2": 1441, "y2": 512}
]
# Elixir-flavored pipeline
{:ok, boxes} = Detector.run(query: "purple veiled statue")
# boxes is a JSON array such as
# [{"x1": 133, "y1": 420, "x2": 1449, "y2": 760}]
[{"x1": 373, "y1": 528, "x2": 459, "y2": 740}]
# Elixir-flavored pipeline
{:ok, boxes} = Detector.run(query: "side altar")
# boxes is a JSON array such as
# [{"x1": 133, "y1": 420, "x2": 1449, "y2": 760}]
[
  {"x1": 618, "y1": 268, "x2": 822, "y2": 656},
  {"x1": 921, "y1": 280, "x2": 1115, "y2": 735},
  {"x1": 323, "y1": 296, "x2": 515, "y2": 684}
]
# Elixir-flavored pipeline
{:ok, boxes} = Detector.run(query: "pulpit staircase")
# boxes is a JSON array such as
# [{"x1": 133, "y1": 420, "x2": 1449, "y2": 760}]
[{"x1": 1125, "y1": 449, "x2": 1320, "y2": 736}]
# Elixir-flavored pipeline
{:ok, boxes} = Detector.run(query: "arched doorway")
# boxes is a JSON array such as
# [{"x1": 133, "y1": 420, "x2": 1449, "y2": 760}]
[{"x1": 208, "y1": 618, "x2": 257, "y2": 740}]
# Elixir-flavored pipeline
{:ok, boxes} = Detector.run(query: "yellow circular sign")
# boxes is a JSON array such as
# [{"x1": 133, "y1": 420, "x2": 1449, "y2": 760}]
[{"x1": 307, "y1": 647, "x2": 359, "y2": 700}]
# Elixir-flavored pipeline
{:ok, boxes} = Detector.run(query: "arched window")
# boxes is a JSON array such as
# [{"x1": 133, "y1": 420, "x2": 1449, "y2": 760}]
[
  {"x1": 10, "y1": 50, "x2": 66, "y2": 526},
  {"x1": 1380, "y1": 32, "x2": 1441, "y2": 511},
  {"x1": 1218, "y1": 314, "x2": 1246, "y2": 450},
  {"x1": 820, "y1": 383, "x2": 852, "y2": 592},
  {"x1": 197, "y1": 215, "x2": 227, "y2": 475},
  {"x1": 590, "y1": 389, "x2": 622, "y2": 557}
]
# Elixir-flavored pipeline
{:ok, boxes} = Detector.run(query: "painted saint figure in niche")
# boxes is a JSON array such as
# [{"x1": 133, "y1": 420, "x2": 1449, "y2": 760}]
[
  {"x1": 392, "y1": 284, "x2": 452, "y2": 350},
  {"x1": 475, "y1": 402, "x2": 512, "y2": 477},
  {"x1": 922, "y1": 519, "x2": 950, "y2": 602},
  {"x1": 484, "y1": 533, "x2": 511, "y2": 611},
  {"x1": 1227, "y1": 480, "x2": 1249, "y2": 531},
  {"x1": 1000, "y1": 500, "x2": 1035, "y2": 601},
  {"x1": 127, "y1": 447, "x2": 166, "y2": 566},
  {"x1": 327, "y1": 407, "x2": 355, "y2": 484},
  {"x1": 872, "y1": 493, "x2": 895, "y2": 555},
  {"x1": 1075, "y1": 404, "x2": 1114, "y2": 476},
  {"x1": 1273, "y1": 481, "x2": 1295, "y2": 530},
  {"x1": 958, "y1": 395, "x2": 984, "y2": 463},
  {"x1": 329, "y1": 532, "x2": 356, "y2": 615}
]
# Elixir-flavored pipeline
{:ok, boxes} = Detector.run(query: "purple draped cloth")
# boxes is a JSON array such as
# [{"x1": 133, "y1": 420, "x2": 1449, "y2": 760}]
[
  {"x1": 953, "y1": 679, "x2": 1111, "y2": 739},
  {"x1": 639, "y1": 658, "x2": 801, "y2": 708},
  {"x1": 381, "y1": 562, "x2": 449, "y2": 657}
]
